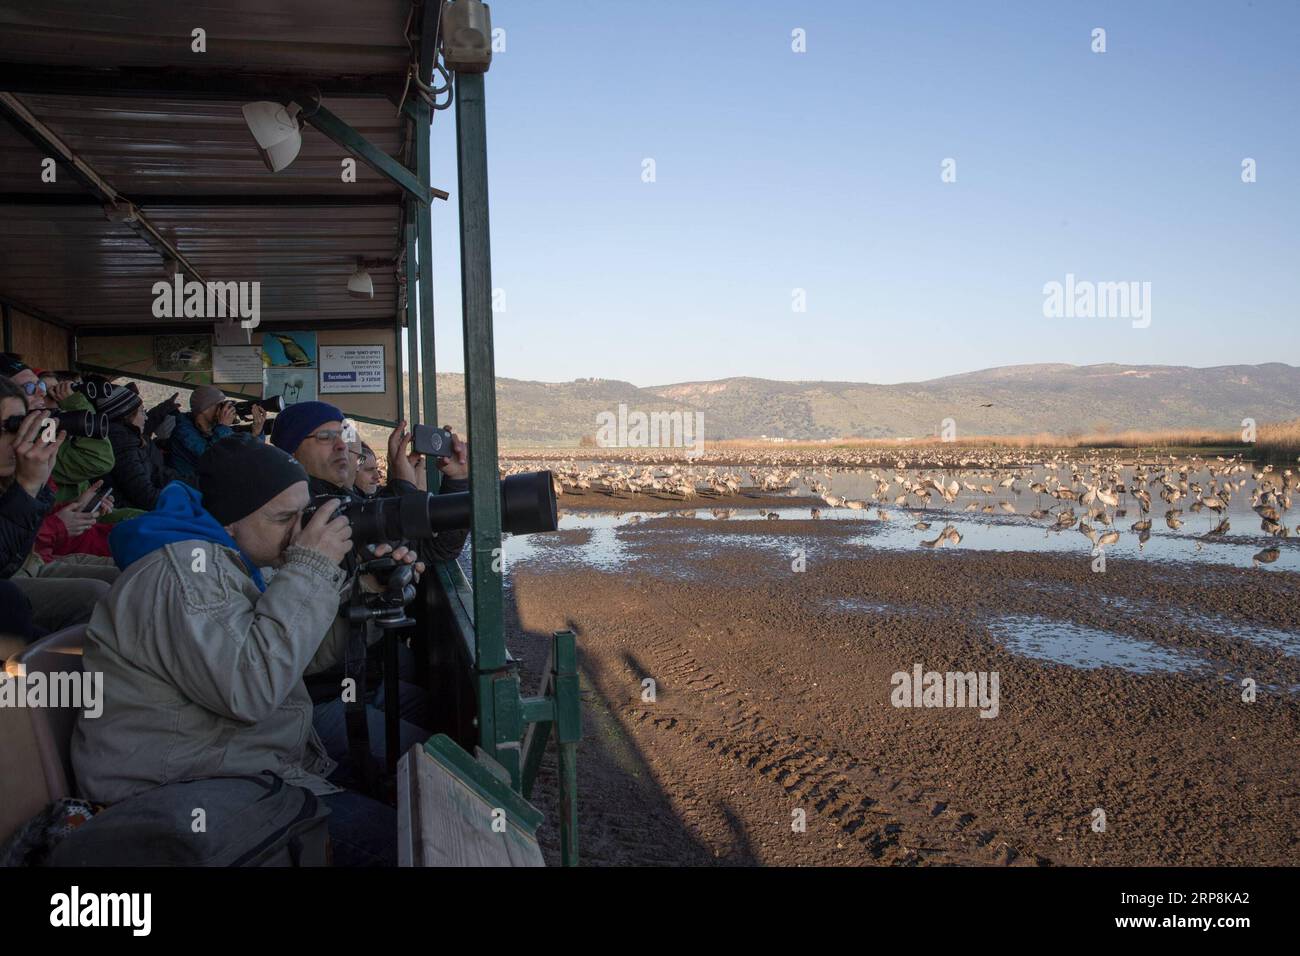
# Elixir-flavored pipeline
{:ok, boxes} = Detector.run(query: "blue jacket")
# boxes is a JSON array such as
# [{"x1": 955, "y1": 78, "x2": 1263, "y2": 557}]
[
  {"x1": 109, "y1": 481, "x2": 266, "y2": 590},
  {"x1": 167, "y1": 413, "x2": 233, "y2": 487}
]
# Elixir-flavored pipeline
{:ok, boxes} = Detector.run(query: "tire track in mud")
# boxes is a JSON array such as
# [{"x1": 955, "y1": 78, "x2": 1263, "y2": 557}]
[{"x1": 610, "y1": 580, "x2": 1047, "y2": 866}]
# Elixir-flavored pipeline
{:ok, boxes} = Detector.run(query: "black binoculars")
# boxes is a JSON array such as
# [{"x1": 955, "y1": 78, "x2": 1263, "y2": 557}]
[{"x1": 2, "y1": 410, "x2": 110, "y2": 440}]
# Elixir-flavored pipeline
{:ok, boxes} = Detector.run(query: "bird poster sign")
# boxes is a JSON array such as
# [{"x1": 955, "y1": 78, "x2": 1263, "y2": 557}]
[
  {"x1": 263, "y1": 367, "x2": 317, "y2": 406},
  {"x1": 260, "y1": 330, "x2": 317, "y2": 368},
  {"x1": 257, "y1": 330, "x2": 318, "y2": 405}
]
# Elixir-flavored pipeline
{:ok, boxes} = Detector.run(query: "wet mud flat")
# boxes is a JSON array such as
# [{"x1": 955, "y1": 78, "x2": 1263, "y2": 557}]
[
  {"x1": 552, "y1": 488, "x2": 821, "y2": 513},
  {"x1": 510, "y1": 511, "x2": 1300, "y2": 866}
]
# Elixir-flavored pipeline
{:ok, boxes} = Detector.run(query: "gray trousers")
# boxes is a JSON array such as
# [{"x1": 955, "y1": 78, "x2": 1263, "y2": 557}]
[{"x1": 11, "y1": 555, "x2": 120, "y2": 633}]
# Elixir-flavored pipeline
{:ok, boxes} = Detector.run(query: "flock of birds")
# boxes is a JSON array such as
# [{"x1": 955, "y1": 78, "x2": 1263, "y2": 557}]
[{"x1": 504, "y1": 450, "x2": 1298, "y2": 565}]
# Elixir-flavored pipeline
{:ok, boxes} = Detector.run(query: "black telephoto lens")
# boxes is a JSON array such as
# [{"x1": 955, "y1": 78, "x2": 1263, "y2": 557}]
[
  {"x1": 234, "y1": 395, "x2": 285, "y2": 419},
  {"x1": 302, "y1": 471, "x2": 559, "y2": 546}
]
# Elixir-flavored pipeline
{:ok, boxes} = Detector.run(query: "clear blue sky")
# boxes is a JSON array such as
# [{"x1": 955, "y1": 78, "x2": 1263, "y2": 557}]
[{"x1": 421, "y1": 0, "x2": 1300, "y2": 387}]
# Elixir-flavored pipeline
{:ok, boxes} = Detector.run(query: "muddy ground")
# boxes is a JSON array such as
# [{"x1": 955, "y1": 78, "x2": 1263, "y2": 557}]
[{"x1": 514, "y1": 493, "x2": 1300, "y2": 866}]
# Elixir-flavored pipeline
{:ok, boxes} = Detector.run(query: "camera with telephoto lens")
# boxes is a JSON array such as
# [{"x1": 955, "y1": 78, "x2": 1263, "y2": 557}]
[
  {"x1": 301, "y1": 470, "x2": 559, "y2": 546},
  {"x1": 231, "y1": 395, "x2": 284, "y2": 419},
  {"x1": 2, "y1": 410, "x2": 110, "y2": 440},
  {"x1": 305, "y1": 471, "x2": 558, "y2": 627}
]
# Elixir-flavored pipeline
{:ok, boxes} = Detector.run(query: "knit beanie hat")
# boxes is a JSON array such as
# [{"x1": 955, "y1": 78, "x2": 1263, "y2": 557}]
[
  {"x1": 90, "y1": 379, "x2": 143, "y2": 420},
  {"x1": 269, "y1": 400, "x2": 345, "y2": 454},
  {"x1": 0, "y1": 353, "x2": 29, "y2": 378},
  {"x1": 198, "y1": 435, "x2": 309, "y2": 525}
]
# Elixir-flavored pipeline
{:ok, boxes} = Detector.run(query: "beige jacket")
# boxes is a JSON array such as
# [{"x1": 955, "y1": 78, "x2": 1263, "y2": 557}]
[{"x1": 72, "y1": 540, "x2": 351, "y2": 804}]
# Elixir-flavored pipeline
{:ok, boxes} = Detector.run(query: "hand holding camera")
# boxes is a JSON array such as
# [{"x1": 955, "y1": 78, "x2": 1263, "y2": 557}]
[
  {"x1": 392, "y1": 422, "x2": 469, "y2": 484},
  {"x1": 291, "y1": 497, "x2": 353, "y2": 565},
  {"x1": 386, "y1": 421, "x2": 417, "y2": 486},
  {"x1": 431, "y1": 425, "x2": 468, "y2": 481},
  {"x1": 359, "y1": 542, "x2": 425, "y2": 591}
]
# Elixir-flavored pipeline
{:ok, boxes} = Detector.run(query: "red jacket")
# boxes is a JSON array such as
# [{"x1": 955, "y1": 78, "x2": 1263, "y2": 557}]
[{"x1": 33, "y1": 499, "x2": 114, "y2": 564}]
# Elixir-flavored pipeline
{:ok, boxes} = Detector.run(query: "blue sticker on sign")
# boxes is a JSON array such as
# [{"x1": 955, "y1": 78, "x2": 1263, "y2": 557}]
[{"x1": 323, "y1": 372, "x2": 357, "y2": 382}]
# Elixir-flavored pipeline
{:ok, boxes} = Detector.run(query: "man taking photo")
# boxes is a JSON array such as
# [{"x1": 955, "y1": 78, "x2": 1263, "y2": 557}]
[
  {"x1": 269, "y1": 401, "x2": 469, "y2": 749},
  {"x1": 73, "y1": 437, "x2": 421, "y2": 865},
  {"x1": 170, "y1": 384, "x2": 266, "y2": 486}
]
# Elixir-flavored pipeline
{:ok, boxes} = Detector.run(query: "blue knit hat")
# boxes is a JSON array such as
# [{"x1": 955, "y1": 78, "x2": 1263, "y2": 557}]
[{"x1": 269, "y1": 400, "x2": 345, "y2": 454}]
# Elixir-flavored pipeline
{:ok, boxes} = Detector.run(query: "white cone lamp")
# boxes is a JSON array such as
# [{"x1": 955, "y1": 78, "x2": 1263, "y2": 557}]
[
  {"x1": 347, "y1": 261, "x2": 374, "y2": 299},
  {"x1": 241, "y1": 102, "x2": 303, "y2": 172}
]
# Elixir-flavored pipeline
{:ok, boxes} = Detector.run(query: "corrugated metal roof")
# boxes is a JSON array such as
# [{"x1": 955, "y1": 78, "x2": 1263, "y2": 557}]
[
  {"x1": 0, "y1": 0, "x2": 428, "y2": 331},
  {"x1": 0, "y1": 203, "x2": 401, "y2": 327},
  {"x1": 0, "y1": 0, "x2": 413, "y2": 76},
  {"x1": 9, "y1": 95, "x2": 406, "y2": 197}
]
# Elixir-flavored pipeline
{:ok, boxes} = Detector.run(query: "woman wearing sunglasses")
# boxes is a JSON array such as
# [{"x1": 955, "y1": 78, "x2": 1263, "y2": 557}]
[{"x1": 1, "y1": 353, "x2": 116, "y2": 506}]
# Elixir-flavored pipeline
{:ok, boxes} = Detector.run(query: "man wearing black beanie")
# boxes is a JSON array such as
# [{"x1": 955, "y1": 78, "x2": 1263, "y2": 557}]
[{"x1": 73, "y1": 436, "x2": 421, "y2": 865}]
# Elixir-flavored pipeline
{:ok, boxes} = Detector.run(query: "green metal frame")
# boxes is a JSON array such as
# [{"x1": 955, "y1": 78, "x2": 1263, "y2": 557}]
[
  {"x1": 404, "y1": 213, "x2": 421, "y2": 426},
  {"x1": 410, "y1": 2, "x2": 582, "y2": 865},
  {"x1": 303, "y1": 102, "x2": 439, "y2": 206}
]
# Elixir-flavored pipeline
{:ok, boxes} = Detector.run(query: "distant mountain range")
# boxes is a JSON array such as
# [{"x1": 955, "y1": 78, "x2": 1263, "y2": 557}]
[{"x1": 426, "y1": 362, "x2": 1300, "y2": 446}]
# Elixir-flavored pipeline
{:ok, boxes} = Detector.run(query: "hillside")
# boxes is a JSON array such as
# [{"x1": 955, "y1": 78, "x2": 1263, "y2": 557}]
[{"x1": 429, "y1": 363, "x2": 1300, "y2": 446}]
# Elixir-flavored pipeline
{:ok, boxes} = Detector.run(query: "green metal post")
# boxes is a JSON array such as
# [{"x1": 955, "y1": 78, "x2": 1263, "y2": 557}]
[
  {"x1": 404, "y1": 211, "x2": 421, "y2": 427},
  {"x1": 454, "y1": 71, "x2": 506, "y2": 759},
  {"x1": 415, "y1": 23, "x2": 441, "y2": 492},
  {"x1": 552, "y1": 631, "x2": 581, "y2": 866},
  {"x1": 394, "y1": 302, "x2": 406, "y2": 425},
  {"x1": 492, "y1": 672, "x2": 523, "y2": 788}
]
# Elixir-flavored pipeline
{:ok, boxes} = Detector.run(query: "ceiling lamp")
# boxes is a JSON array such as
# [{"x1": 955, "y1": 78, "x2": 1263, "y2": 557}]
[
  {"x1": 241, "y1": 101, "x2": 303, "y2": 172},
  {"x1": 347, "y1": 260, "x2": 374, "y2": 299}
]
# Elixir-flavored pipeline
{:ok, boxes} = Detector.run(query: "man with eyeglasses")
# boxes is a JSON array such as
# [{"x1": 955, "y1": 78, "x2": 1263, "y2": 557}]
[
  {"x1": 271, "y1": 402, "x2": 469, "y2": 510},
  {"x1": 270, "y1": 401, "x2": 469, "y2": 782},
  {"x1": 1, "y1": 353, "x2": 115, "y2": 505}
]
